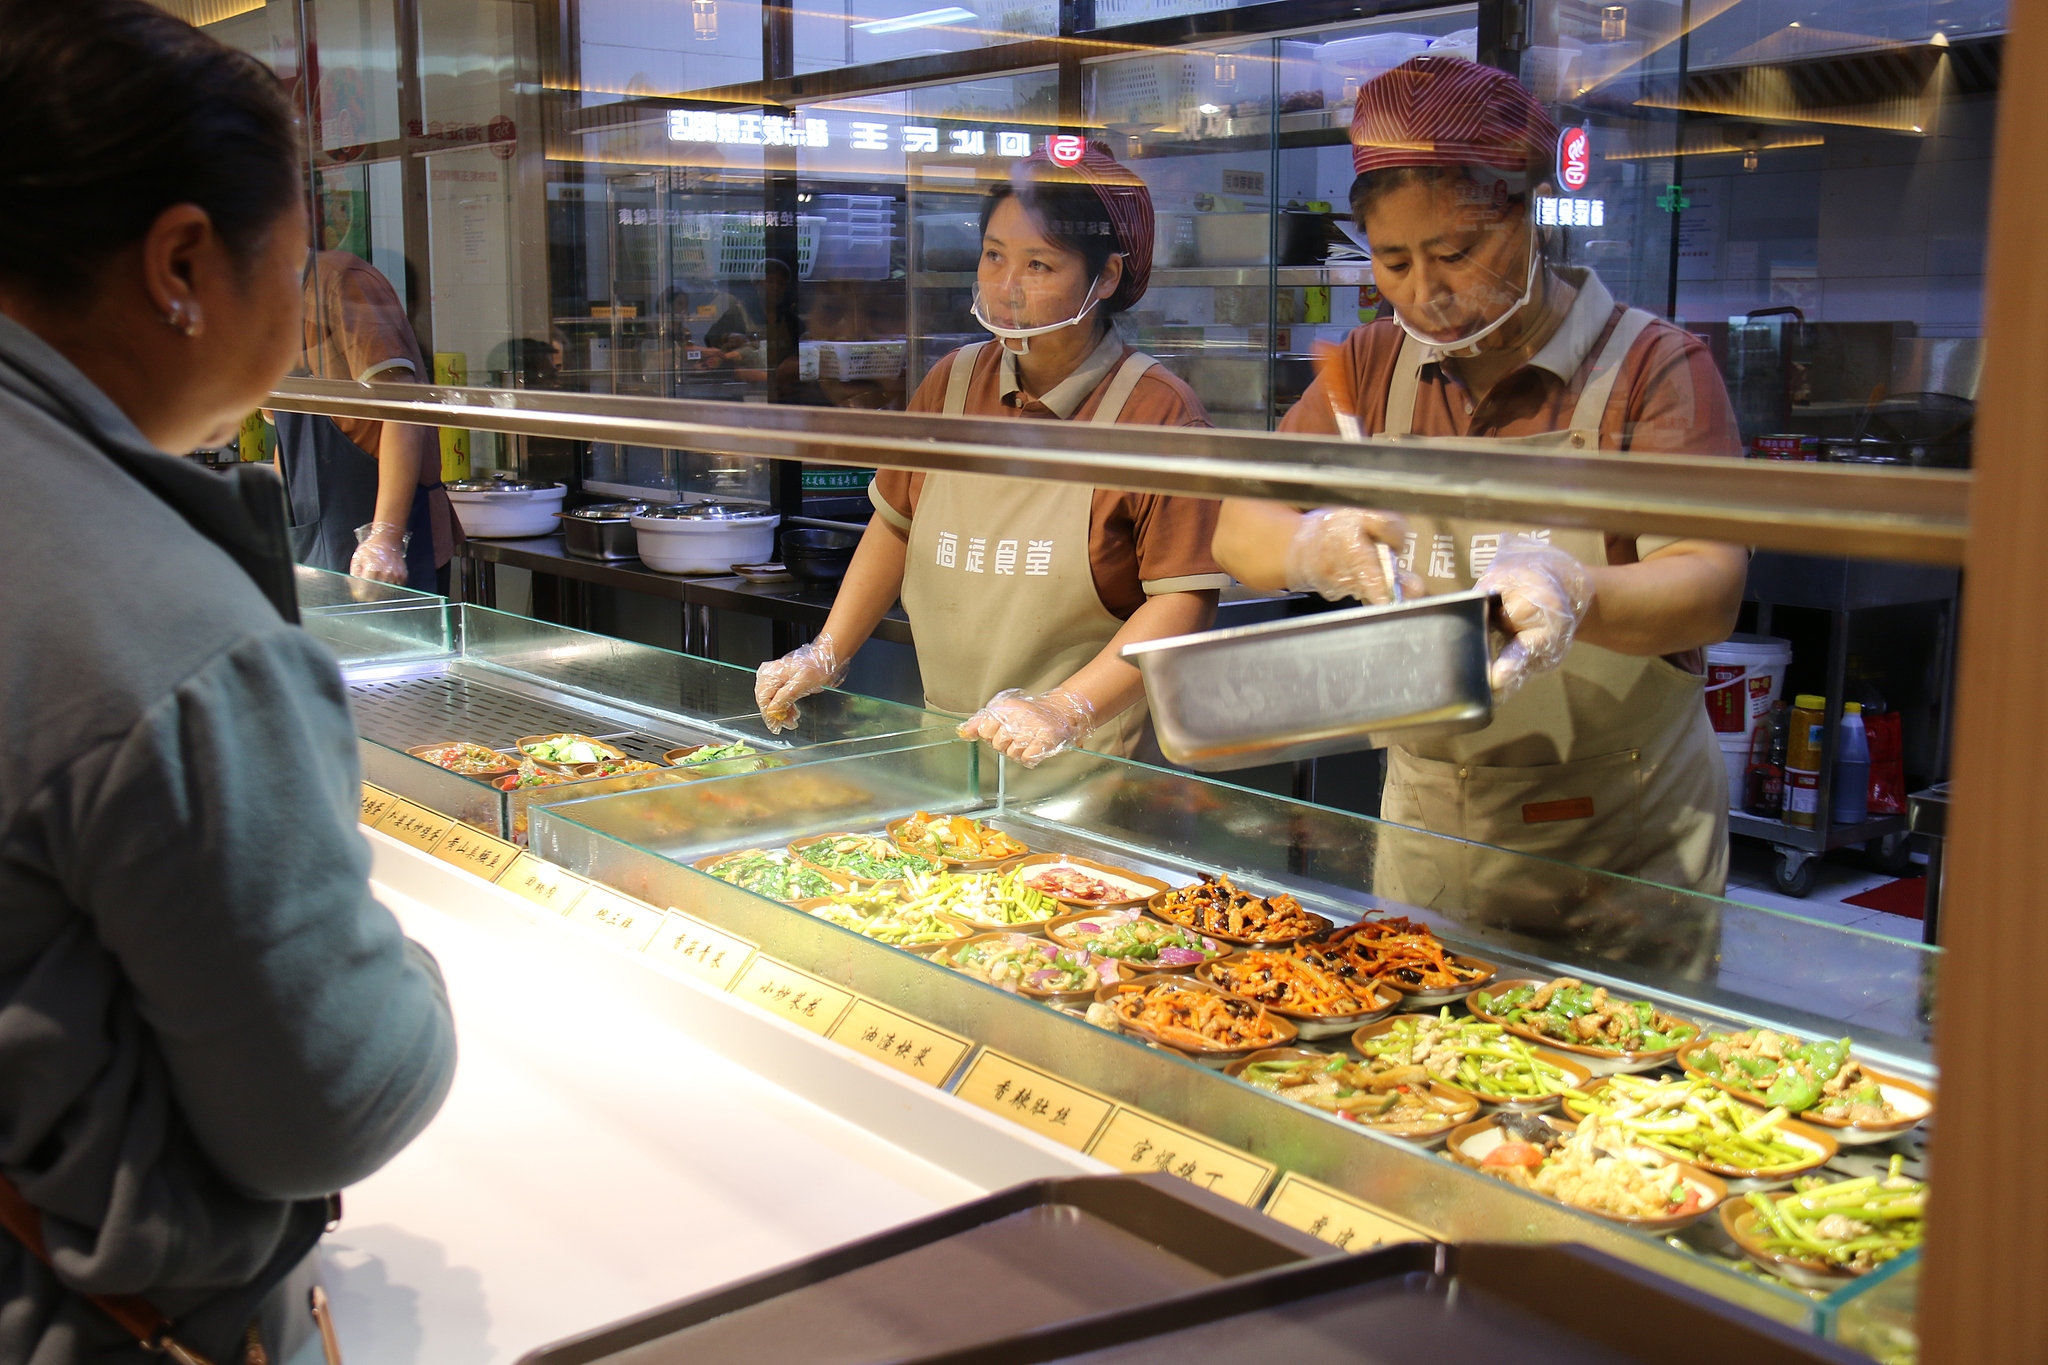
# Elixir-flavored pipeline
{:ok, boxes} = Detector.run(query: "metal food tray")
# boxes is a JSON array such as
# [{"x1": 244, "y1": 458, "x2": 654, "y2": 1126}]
[
  {"x1": 898, "y1": 1241, "x2": 1867, "y2": 1365},
  {"x1": 1121, "y1": 589, "x2": 1498, "y2": 771},
  {"x1": 514, "y1": 1175, "x2": 1328, "y2": 1365}
]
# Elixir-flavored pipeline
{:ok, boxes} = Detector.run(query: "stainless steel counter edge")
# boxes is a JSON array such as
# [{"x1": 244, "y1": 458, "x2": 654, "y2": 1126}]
[{"x1": 268, "y1": 377, "x2": 1971, "y2": 566}]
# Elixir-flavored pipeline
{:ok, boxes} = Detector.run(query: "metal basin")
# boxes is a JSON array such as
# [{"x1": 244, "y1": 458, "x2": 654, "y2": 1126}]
[{"x1": 1122, "y1": 589, "x2": 1497, "y2": 770}]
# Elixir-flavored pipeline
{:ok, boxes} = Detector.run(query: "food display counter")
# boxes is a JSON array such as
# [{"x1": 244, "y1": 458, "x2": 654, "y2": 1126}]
[
  {"x1": 308, "y1": 602, "x2": 952, "y2": 845},
  {"x1": 371, "y1": 737, "x2": 1927, "y2": 1355}
]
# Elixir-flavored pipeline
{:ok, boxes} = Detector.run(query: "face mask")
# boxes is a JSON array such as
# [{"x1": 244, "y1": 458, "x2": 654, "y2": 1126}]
[
  {"x1": 971, "y1": 273, "x2": 1108, "y2": 354},
  {"x1": 1392, "y1": 223, "x2": 1540, "y2": 359}
]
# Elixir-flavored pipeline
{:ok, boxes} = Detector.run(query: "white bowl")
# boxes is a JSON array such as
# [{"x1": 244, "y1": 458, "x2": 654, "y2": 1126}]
[
  {"x1": 630, "y1": 509, "x2": 780, "y2": 575},
  {"x1": 447, "y1": 481, "x2": 566, "y2": 538}
]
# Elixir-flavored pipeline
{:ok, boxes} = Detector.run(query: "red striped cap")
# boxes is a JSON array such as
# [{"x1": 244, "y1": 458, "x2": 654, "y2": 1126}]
[
  {"x1": 1350, "y1": 55, "x2": 1558, "y2": 180},
  {"x1": 1016, "y1": 140, "x2": 1154, "y2": 310}
]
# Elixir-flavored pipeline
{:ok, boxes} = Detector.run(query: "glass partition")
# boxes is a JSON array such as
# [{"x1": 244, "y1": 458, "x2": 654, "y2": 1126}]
[
  {"x1": 295, "y1": 564, "x2": 444, "y2": 614},
  {"x1": 531, "y1": 738, "x2": 1937, "y2": 1335}
]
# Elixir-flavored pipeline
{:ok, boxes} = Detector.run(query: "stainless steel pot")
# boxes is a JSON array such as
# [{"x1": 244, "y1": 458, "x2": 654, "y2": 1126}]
[{"x1": 560, "y1": 501, "x2": 649, "y2": 560}]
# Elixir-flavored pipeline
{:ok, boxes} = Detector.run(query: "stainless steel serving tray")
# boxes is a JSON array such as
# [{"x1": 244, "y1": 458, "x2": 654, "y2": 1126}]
[{"x1": 1122, "y1": 589, "x2": 1497, "y2": 771}]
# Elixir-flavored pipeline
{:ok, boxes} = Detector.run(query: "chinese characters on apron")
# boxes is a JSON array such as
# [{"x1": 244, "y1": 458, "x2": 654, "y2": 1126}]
[
  {"x1": 900, "y1": 342, "x2": 1159, "y2": 758},
  {"x1": 1344, "y1": 310, "x2": 1729, "y2": 964}
]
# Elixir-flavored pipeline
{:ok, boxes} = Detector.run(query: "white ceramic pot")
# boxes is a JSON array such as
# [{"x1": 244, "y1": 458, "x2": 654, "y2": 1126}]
[
  {"x1": 446, "y1": 479, "x2": 567, "y2": 538},
  {"x1": 630, "y1": 503, "x2": 780, "y2": 574}
]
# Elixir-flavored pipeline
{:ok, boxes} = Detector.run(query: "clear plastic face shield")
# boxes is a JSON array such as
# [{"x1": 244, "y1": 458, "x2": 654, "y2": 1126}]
[
  {"x1": 970, "y1": 269, "x2": 1116, "y2": 354},
  {"x1": 1371, "y1": 170, "x2": 1543, "y2": 359}
]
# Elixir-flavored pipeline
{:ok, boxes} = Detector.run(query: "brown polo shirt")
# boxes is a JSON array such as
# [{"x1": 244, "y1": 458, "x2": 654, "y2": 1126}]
[
  {"x1": 1281, "y1": 267, "x2": 1743, "y2": 566},
  {"x1": 872, "y1": 334, "x2": 1230, "y2": 618},
  {"x1": 302, "y1": 251, "x2": 427, "y2": 462}
]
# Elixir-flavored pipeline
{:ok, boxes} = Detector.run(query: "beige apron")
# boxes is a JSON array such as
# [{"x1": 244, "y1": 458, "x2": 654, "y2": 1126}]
[
  {"x1": 1344, "y1": 311, "x2": 1728, "y2": 957},
  {"x1": 900, "y1": 341, "x2": 1159, "y2": 758}
]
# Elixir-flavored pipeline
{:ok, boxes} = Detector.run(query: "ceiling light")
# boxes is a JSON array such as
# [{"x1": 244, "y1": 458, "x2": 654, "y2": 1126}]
[{"x1": 851, "y1": 7, "x2": 975, "y2": 34}]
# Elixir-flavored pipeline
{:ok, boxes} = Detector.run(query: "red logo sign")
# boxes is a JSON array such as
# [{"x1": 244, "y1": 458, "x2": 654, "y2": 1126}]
[
  {"x1": 1047, "y1": 135, "x2": 1086, "y2": 167},
  {"x1": 1557, "y1": 125, "x2": 1591, "y2": 192}
]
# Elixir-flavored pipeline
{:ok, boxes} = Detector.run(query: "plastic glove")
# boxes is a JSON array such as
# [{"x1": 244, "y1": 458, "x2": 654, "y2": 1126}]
[
  {"x1": 755, "y1": 631, "x2": 848, "y2": 733},
  {"x1": 955, "y1": 688, "x2": 1097, "y2": 767},
  {"x1": 1475, "y1": 537, "x2": 1595, "y2": 701},
  {"x1": 350, "y1": 521, "x2": 411, "y2": 584},
  {"x1": 1284, "y1": 508, "x2": 1424, "y2": 605}
]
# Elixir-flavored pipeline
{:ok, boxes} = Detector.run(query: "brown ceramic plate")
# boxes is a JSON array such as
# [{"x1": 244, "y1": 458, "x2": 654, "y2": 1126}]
[
  {"x1": 1448, "y1": 1113, "x2": 1728, "y2": 1232},
  {"x1": 1718, "y1": 1197, "x2": 1867, "y2": 1291},
  {"x1": 516, "y1": 733, "x2": 626, "y2": 772},
  {"x1": 1196, "y1": 950, "x2": 1400, "y2": 1039},
  {"x1": 1559, "y1": 1077, "x2": 1838, "y2": 1184},
  {"x1": 1003, "y1": 854, "x2": 1171, "y2": 910},
  {"x1": 1145, "y1": 883, "x2": 1332, "y2": 948},
  {"x1": 884, "y1": 814, "x2": 1031, "y2": 870},
  {"x1": 1093, "y1": 976, "x2": 1297, "y2": 1064},
  {"x1": 1465, "y1": 978, "x2": 1702, "y2": 1075},
  {"x1": 791, "y1": 894, "x2": 969, "y2": 955},
  {"x1": 932, "y1": 931, "x2": 1124, "y2": 1003},
  {"x1": 1677, "y1": 1038, "x2": 1935, "y2": 1143},
  {"x1": 1351, "y1": 1014, "x2": 1592, "y2": 1111},
  {"x1": 1043, "y1": 910, "x2": 1225, "y2": 973},
  {"x1": 405, "y1": 740, "x2": 520, "y2": 779},
  {"x1": 1224, "y1": 1047, "x2": 1478, "y2": 1145},
  {"x1": 690, "y1": 849, "x2": 849, "y2": 901},
  {"x1": 787, "y1": 832, "x2": 938, "y2": 887}
]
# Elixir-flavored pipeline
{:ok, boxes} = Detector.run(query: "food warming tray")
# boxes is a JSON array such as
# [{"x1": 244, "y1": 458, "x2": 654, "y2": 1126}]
[
  {"x1": 898, "y1": 1240, "x2": 1868, "y2": 1365},
  {"x1": 513, "y1": 1175, "x2": 1328, "y2": 1365},
  {"x1": 1122, "y1": 589, "x2": 1498, "y2": 771}
]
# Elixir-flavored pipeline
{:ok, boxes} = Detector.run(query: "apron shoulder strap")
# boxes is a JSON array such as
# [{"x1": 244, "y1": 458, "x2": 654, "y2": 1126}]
[
  {"x1": 1380, "y1": 332, "x2": 1430, "y2": 439},
  {"x1": 942, "y1": 342, "x2": 985, "y2": 415},
  {"x1": 1088, "y1": 351, "x2": 1158, "y2": 425},
  {"x1": 1565, "y1": 306, "x2": 1658, "y2": 440}
]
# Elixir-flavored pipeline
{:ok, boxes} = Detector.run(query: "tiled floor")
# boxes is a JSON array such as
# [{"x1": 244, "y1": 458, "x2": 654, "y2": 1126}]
[{"x1": 1722, "y1": 837, "x2": 1929, "y2": 942}]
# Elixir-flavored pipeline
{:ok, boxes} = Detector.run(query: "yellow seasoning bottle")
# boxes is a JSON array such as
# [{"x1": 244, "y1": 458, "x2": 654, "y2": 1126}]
[{"x1": 1783, "y1": 693, "x2": 1828, "y2": 827}]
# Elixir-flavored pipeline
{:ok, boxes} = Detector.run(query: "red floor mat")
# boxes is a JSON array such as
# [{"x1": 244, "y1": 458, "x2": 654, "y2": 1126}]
[{"x1": 1843, "y1": 876, "x2": 1927, "y2": 920}]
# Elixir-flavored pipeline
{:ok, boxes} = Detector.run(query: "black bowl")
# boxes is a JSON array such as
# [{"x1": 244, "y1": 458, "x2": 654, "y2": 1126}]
[{"x1": 782, "y1": 527, "x2": 860, "y2": 583}]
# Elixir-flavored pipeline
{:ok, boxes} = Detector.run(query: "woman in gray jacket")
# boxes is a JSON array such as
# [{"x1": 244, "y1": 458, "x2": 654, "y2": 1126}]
[{"x1": 0, "y1": 4, "x2": 457, "y2": 1362}]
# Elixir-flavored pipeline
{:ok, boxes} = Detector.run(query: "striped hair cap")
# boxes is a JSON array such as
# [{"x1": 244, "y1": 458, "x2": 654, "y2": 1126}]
[
  {"x1": 1350, "y1": 55, "x2": 1559, "y2": 185},
  {"x1": 1013, "y1": 140, "x2": 1154, "y2": 311}
]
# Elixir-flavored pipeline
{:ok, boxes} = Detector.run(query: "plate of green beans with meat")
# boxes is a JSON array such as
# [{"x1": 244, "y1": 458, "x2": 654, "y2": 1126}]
[
  {"x1": 1561, "y1": 1073, "x2": 1837, "y2": 1188},
  {"x1": 1350, "y1": 1011, "x2": 1591, "y2": 1112},
  {"x1": 1720, "y1": 1156, "x2": 1925, "y2": 1289}
]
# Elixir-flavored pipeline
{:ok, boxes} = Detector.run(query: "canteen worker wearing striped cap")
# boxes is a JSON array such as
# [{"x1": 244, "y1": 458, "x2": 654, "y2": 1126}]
[
  {"x1": 1213, "y1": 57, "x2": 1746, "y2": 930},
  {"x1": 756, "y1": 142, "x2": 1230, "y2": 765}
]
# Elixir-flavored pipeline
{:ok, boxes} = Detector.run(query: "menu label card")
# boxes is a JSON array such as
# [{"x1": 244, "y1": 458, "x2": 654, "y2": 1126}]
[
  {"x1": 644, "y1": 911, "x2": 756, "y2": 991},
  {"x1": 377, "y1": 800, "x2": 455, "y2": 853},
  {"x1": 731, "y1": 956, "x2": 854, "y2": 1036},
  {"x1": 497, "y1": 854, "x2": 591, "y2": 915},
  {"x1": 564, "y1": 887, "x2": 665, "y2": 952},
  {"x1": 953, "y1": 1050, "x2": 1116, "y2": 1150},
  {"x1": 1086, "y1": 1108, "x2": 1277, "y2": 1207},
  {"x1": 1263, "y1": 1172, "x2": 1434, "y2": 1253},
  {"x1": 827, "y1": 1000, "x2": 971, "y2": 1087},
  {"x1": 432, "y1": 825, "x2": 521, "y2": 881},
  {"x1": 360, "y1": 784, "x2": 400, "y2": 828}
]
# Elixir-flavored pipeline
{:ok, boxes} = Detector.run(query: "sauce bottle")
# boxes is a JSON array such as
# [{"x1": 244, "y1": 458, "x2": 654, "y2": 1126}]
[
  {"x1": 1832, "y1": 702, "x2": 1871, "y2": 826},
  {"x1": 1783, "y1": 694, "x2": 1827, "y2": 827}
]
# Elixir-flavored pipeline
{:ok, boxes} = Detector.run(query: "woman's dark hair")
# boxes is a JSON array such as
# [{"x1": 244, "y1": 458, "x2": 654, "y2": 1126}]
[
  {"x1": 0, "y1": 0, "x2": 300, "y2": 303},
  {"x1": 980, "y1": 180, "x2": 1127, "y2": 315}
]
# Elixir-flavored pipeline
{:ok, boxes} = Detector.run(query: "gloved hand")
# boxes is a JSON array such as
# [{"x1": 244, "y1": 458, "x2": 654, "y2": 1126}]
[
  {"x1": 350, "y1": 521, "x2": 411, "y2": 584},
  {"x1": 955, "y1": 688, "x2": 1096, "y2": 767},
  {"x1": 1284, "y1": 508, "x2": 1424, "y2": 605},
  {"x1": 755, "y1": 631, "x2": 848, "y2": 733},
  {"x1": 1475, "y1": 537, "x2": 1595, "y2": 700}
]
